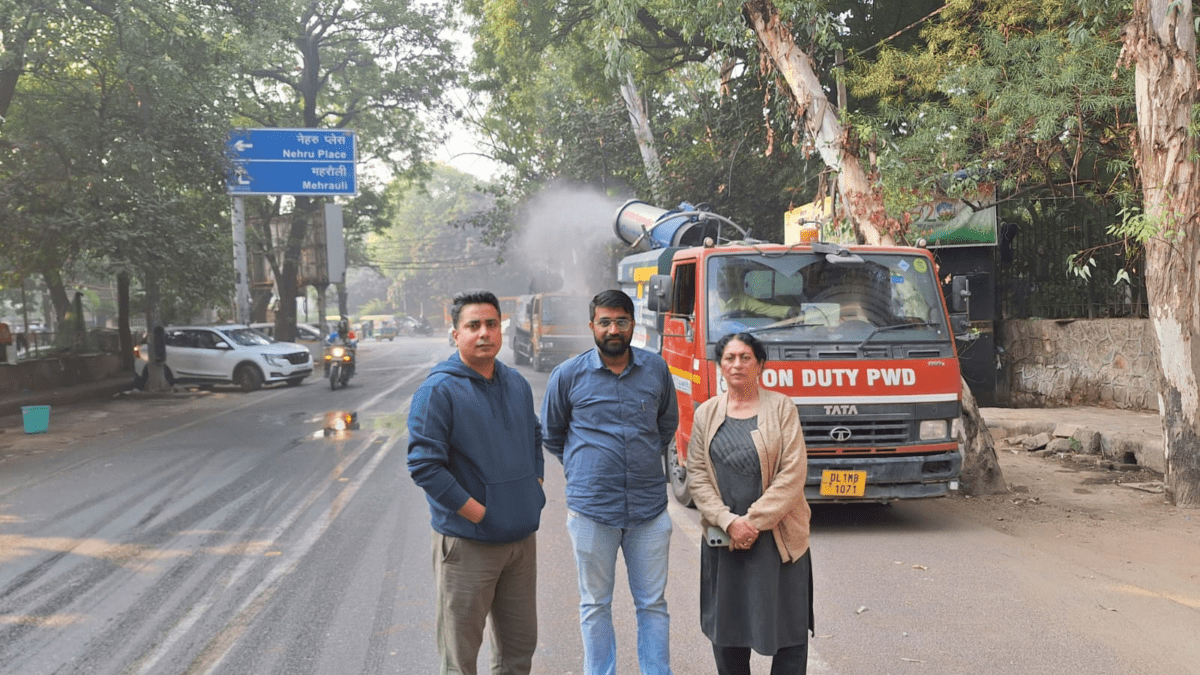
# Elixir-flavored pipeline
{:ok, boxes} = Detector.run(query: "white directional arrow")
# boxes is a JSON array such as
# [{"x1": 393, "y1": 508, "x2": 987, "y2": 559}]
[{"x1": 233, "y1": 139, "x2": 253, "y2": 153}]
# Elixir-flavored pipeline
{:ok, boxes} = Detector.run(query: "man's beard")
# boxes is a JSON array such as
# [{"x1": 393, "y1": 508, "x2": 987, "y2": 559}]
[{"x1": 597, "y1": 334, "x2": 629, "y2": 358}]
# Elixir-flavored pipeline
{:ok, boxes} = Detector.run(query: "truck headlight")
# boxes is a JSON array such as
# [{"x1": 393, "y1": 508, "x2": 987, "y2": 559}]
[
  {"x1": 919, "y1": 420, "x2": 949, "y2": 440},
  {"x1": 263, "y1": 354, "x2": 282, "y2": 366}
]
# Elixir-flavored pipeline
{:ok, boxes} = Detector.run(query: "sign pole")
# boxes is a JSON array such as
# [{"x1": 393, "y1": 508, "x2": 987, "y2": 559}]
[{"x1": 232, "y1": 195, "x2": 250, "y2": 324}]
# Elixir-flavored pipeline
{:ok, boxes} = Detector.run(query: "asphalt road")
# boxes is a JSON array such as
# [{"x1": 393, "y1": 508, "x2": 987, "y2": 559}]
[{"x1": 0, "y1": 335, "x2": 1181, "y2": 674}]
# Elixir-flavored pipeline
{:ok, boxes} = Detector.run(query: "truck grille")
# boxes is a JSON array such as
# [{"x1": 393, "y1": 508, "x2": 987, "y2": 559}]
[
  {"x1": 803, "y1": 417, "x2": 910, "y2": 452},
  {"x1": 282, "y1": 351, "x2": 310, "y2": 365}
]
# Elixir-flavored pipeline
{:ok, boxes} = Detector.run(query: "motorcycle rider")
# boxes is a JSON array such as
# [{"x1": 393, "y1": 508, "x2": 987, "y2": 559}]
[{"x1": 325, "y1": 318, "x2": 357, "y2": 379}]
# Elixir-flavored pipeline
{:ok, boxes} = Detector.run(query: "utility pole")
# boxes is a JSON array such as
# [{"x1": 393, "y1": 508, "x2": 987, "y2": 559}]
[{"x1": 232, "y1": 195, "x2": 250, "y2": 324}]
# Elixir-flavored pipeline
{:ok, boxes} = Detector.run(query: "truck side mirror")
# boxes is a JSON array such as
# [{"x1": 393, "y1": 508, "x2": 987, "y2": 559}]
[
  {"x1": 950, "y1": 276, "x2": 970, "y2": 314},
  {"x1": 646, "y1": 275, "x2": 672, "y2": 312},
  {"x1": 949, "y1": 312, "x2": 973, "y2": 338}
]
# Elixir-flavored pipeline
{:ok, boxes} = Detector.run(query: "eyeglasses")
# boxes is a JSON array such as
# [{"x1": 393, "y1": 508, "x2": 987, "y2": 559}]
[{"x1": 594, "y1": 318, "x2": 632, "y2": 330}]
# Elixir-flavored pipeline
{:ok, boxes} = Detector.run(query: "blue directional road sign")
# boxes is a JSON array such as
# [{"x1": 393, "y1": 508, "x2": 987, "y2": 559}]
[{"x1": 226, "y1": 128, "x2": 357, "y2": 196}]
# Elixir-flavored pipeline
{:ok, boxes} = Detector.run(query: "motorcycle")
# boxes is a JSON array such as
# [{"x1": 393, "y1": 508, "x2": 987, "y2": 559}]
[{"x1": 324, "y1": 342, "x2": 356, "y2": 390}]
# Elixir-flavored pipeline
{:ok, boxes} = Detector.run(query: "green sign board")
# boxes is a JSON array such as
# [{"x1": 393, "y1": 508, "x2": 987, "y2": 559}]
[{"x1": 907, "y1": 196, "x2": 997, "y2": 248}]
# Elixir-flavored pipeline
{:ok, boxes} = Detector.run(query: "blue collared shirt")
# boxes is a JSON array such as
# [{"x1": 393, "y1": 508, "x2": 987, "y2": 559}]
[{"x1": 542, "y1": 346, "x2": 679, "y2": 528}]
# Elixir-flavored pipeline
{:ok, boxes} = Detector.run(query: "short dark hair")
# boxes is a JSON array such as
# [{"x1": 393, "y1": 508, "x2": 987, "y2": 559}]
[
  {"x1": 451, "y1": 290, "x2": 500, "y2": 328},
  {"x1": 715, "y1": 332, "x2": 767, "y2": 366},
  {"x1": 590, "y1": 289, "x2": 634, "y2": 321}
]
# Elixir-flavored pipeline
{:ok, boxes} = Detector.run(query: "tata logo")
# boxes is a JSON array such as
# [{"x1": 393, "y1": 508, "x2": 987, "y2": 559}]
[
  {"x1": 829, "y1": 427, "x2": 853, "y2": 442},
  {"x1": 824, "y1": 404, "x2": 859, "y2": 415}
]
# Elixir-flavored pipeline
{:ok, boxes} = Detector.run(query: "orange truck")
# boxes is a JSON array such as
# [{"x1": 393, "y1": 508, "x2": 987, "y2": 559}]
[
  {"x1": 510, "y1": 292, "x2": 594, "y2": 372},
  {"x1": 613, "y1": 200, "x2": 970, "y2": 504}
]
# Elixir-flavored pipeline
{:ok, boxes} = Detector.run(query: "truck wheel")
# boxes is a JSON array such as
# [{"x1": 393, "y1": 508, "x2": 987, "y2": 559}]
[{"x1": 666, "y1": 441, "x2": 694, "y2": 507}]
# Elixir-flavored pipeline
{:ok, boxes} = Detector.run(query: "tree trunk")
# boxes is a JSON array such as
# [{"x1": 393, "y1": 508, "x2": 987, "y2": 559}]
[
  {"x1": 143, "y1": 270, "x2": 170, "y2": 392},
  {"x1": 39, "y1": 265, "x2": 71, "y2": 332},
  {"x1": 336, "y1": 281, "x2": 349, "y2": 321},
  {"x1": 618, "y1": 72, "x2": 666, "y2": 204},
  {"x1": 274, "y1": 199, "x2": 313, "y2": 344},
  {"x1": 251, "y1": 288, "x2": 272, "y2": 323},
  {"x1": 742, "y1": 0, "x2": 897, "y2": 245},
  {"x1": 117, "y1": 270, "x2": 133, "y2": 372},
  {"x1": 0, "y1": 68, "x2": 19, "y2": 129},
  {"x1": 958, "y1": 376, "x2": 1007, "y2": 495},
  {"x1": 1121, "y1": 0, "x2": 1200, "y2": 507}
]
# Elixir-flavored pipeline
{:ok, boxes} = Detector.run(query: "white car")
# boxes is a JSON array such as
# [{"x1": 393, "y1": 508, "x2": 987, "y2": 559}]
[{"x1": 134, "y1": 324, "x2": 313, "y2": 392}]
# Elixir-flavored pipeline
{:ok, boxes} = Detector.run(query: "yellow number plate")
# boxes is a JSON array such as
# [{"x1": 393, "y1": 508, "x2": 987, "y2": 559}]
[{"x1": 820, "y1": 470, "x2": 867, "y2": 497}]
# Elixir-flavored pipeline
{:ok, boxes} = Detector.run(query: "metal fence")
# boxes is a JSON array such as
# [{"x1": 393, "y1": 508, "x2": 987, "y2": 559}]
[{"x1": 995, "y1": 208, "x2": 1148, "y2": 320}]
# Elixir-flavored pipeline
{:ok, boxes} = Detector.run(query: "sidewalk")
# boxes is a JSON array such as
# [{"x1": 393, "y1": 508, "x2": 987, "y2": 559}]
[
  {"x1": 0, "y1": 377, "x2": 1168, "y2": 477},
  {"x1": 0, "y1": 375, "x2": 135, "y2": 421},
  {"x1": 979, "y1": 405, "x2": 1165, "y2": 475}
]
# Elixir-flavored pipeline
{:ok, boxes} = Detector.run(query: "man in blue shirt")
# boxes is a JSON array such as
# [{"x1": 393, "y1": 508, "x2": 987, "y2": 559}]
[
  {"x1": 542, "y1": 289, "x2": 680, "y2": 675},
  {"x1": 408, "y1": 290, "x2": 546, "y2": 675}
]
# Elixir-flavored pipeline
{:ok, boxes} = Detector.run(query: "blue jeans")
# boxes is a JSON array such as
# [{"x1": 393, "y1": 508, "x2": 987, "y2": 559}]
[{"x1": 566, "y1": 509, "x2": 674, "y2": 675}]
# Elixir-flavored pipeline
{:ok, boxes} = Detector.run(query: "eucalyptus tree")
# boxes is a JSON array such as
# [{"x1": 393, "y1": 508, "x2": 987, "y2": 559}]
[
  {"x1": 231, "y1": 0, "x2": 459, "y2": 342},
  {"x1": 465, "y1": 0, "x2": 820, "y2": 244},
  {"x1": 1119, "y1": 0, "x2": 1200, "y2": 506},
  {"x1": 573, "y1": 0, "x2": 899, "y2": 242}
]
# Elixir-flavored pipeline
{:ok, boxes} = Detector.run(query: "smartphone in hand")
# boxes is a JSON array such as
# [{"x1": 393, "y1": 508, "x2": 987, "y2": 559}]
[{"x1": 705, "y1": 525, "x2": 731, "y2": 547}]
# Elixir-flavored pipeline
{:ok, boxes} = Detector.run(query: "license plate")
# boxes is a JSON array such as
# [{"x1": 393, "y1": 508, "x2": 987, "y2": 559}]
[{"x1": 820, "y1": 470, "x2": 867, "y2": 497}]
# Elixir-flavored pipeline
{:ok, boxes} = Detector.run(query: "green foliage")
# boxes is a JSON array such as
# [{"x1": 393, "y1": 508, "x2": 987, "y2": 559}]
[
  {"x1": 464, "y1": 0, "x2": 826, "y2": 245},
  {"x1": 232, "y1": 0, "x2": 459, "y2": 181},
  {"x1": 369, "y1": 165, "x2": 527, "y2": 318},
  {"x1": 847, "y1": 1, "x2": 1135, "y2": 205},
  {"x1": 1, "y1": 0, "x2": 238, "y2": 321},
  {"x1": 1065, "y1": 253, "x2": 1097, "y2": 280}
]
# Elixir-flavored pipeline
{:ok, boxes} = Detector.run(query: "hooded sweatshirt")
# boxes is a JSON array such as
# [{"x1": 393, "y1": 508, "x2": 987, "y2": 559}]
[{"x1": 407, "y1": 352, "x2": 545, "y2": 543}]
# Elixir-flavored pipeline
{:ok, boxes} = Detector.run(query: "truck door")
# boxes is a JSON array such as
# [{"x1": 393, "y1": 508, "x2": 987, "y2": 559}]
[{"x1": 661, "y1": 260, "x2": 699, "y2": 455}]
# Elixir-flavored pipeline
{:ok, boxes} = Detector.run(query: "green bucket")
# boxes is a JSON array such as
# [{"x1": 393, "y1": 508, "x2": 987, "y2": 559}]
[{"x1": 21, "y1": 405, "x2": 50, "y2": 434}]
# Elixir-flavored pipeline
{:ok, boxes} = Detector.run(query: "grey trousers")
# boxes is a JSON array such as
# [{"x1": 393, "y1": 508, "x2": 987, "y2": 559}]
[{"x1": 433, "y1": 532, "x2": 538, "y2": 675}]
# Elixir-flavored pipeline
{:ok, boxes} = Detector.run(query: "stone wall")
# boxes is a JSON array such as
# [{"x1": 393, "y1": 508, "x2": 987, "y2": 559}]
[
  {"x1": 1000, "y1": 318, "x2": 1159, "y2": 412},
  {"x1": 0, "y1": 354, "x2": 124, "y2": 395}
]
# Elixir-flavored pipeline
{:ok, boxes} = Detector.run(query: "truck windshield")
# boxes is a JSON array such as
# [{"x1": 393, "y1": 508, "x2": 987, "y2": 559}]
[
  {"x1": 542, "y1": 296, "x2": 590, "y2": 325},
  {"x1": 706, "y1": 252, "x2": 951, "y2": 344}
]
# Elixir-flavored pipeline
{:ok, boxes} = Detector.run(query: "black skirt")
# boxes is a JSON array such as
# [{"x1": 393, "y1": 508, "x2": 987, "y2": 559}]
[{"x1": 699, "y1": 415, "x2": 813, "y2": 654}]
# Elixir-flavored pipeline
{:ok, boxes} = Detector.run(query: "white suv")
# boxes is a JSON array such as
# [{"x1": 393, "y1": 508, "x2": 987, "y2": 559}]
[{"x1": 134, "y1": 324, "x2": 313, "y2": 392}]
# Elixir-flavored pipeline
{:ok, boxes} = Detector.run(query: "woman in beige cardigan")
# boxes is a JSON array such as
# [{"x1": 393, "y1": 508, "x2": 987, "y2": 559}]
[{"x1": 687, "y1": 332, "x2": 813, "y2": 675}]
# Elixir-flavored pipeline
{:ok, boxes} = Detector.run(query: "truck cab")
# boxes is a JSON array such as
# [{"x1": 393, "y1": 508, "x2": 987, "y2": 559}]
[
  {"x1": 510, "y1": 292, "x2": 594, "y2": 372},
  {"x1": 632, "y1": 240, "x2": 965, "y2": 505}
]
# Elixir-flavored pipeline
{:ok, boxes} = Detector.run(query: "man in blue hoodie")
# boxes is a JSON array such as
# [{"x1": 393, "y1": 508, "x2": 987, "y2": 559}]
[{"x1": 408, "y1": 289, "x2": 546, "y2": 675}]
